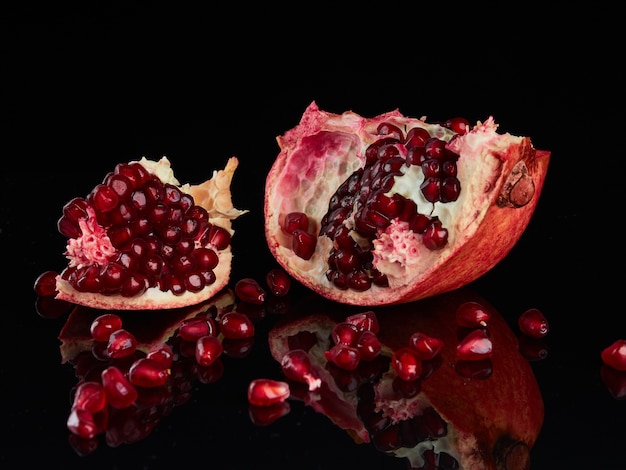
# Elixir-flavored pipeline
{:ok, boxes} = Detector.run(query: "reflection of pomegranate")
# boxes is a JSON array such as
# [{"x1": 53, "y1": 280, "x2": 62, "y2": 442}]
[
  {"x1": 268, "y1": 288, "x2": 544, "y2": 469},
  {"x1": 53, "y1": 156, "x2": 247, "y2": 310},
  {"x1": 264, "y1": 102, "x2": 550, "y2": 306}
]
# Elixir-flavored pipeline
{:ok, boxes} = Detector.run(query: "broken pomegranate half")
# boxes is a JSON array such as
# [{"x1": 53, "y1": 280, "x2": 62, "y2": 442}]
[
  {"x1": 53, "y1": 156, "x2": 247, "y2": 310},
  {"x1": 268, "y1": 288, "x2": 544, "y2": 469},
  {"x1": 264, "y1": 102, "x2": 550, "y2": 305}
]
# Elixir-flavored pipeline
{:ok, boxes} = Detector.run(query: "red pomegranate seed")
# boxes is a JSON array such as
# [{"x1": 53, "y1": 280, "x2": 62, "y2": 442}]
[
  {"x1": 146, "y1": 343, "x2": 174, "y2": 369},
  {"x1": 444, "y1": 117, "x2": 471, "y2": 134},
  {"x1": 291, "y1": 229, "x2": 317, "y2": 260},
  {"x1": 67, "y1": 408, "x2": 98, "y2": 439},
  {"x1": 356, "y1": 330, "x2": 382, "y2": 361},
  {"x1": 106, "y1": 328, "x2": 137, "y2": 359},
  {"x1": 404, "y1": 126, "x2": 431, "y2": 147},
  {"x1": 128, "y1": 358, "x2": 170, "y2": 387},
  {"x1": 178, "y1": 317, "x2": 217, "y2": 341},
  {"x1": 265, "y1": 267, "x2": 291, "y2": 297},
  {"x1": 249, "y1": 401, "x2": 291, "y2": 426},
  {"x1": 235, "y1": 278, "x2": 267, "y2": 305},
  {"x1": 517, "y1": 308, "x2": 549, "y2": 339},
  {"x1": 601, "y1": 339, "x2": 626, "y2": 371},
  {"x1": 345, "y1": 310, "x2": 379, "y2": 334},
  {"x1": 247, "y1": 378, "x2": 290, "y2": 407},
  {"x1": 195, "y1": 335, "x2": 224, "y2": 366},
  {"x1": 391, "y1": 347, "x2": 423, "y2": 381},
  {"x1": 331, "y1": 322, "x2": 359, "y2": 346},
  {"x1": 408, "y1": 332, "x2": 444, "y2": 360},
  {"x1": 455, "y1": 301, "x2": 490, "y2": 328},
  {"x1": 33, "y1": 270, "x2": 59, "y2": 297},
  {"x1": 324, "y1": 343, "x2": 360, "y2": 371},
  {"x1": 90, "y1": 313, "x2": 123, "y2": 342},
  {"x1": 421, "y1": 219, "x2": 448, "y2": 250},
  {"x1": 72, "y1": 381, "x2": 107, "y2": 414},
  {"x1": 280, "y1": 349, "x2": 321, "y2": 391},
  {"x1": 456, "y1": 329, "x2": 493, "y2": 361},
  {"x1": 282, "y1": 212, "x2": 310, "y2": 234},
  {"x1": 220, "y1": 311, "x2": 255, "y2": 339},
  {"x1": 101, "y1": 366, "x2": 138, "y2": 409}
]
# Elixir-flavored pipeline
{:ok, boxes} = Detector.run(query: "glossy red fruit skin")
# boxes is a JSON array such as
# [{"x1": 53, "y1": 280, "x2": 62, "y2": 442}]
[{"x1": 264, "y1": 102, "x2": 551, "y2": 306}]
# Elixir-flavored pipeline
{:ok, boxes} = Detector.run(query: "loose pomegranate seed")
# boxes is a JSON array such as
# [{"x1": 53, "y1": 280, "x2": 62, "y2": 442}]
[
  {"x1": 291, "y1": 229, "x2": 317, "y2": 260},
  {"x1": 280, "y1": 349, "x2": 321, "y2": 391},
  {"x1": 235, "y1": 278, "x2": 266, "y2": 305},
  {"x1": 33, "y1": 270, "x2": 59, "y2": 297},
  {"x1": 331, "y1": 322, "x2": 359, "y2": 346},
  {"x1": 146, "y1": 343, "x2": 174, "y2": 369},
  {"x1": 324, "y1": 343, "x2": 360, "y2": 371},
  {"x1": 195, "y1": 335, "x2": 223, "y2": 367},
  {"x1": 90, "y1": 313, "x2": 123, "y2": 342},
  {"x1": 455, "y1": 301, "x2": 490, "y2": 328},
  {"x1": 601, "y1": 339, "x2": 626, "y2": 371},
  {"x1": 444, "y1": 116, "x2": 471, "y2": 134},
  {"x1": 456, "y1": 329, "x2": 493, "y2": 361},
  {"x1": 391, "y1": 347, "x2": 422, "y2": 381},
  {"x1": 265, "y1": 267, "x2": 291, "y2": 297},
  {"x1": 106, "y1": 329, "x2": 137, "y2": 359},
  {"x1": 247, "y1": 378, "x2": 290, "y2": 407},
  {"x1": 355, "y1": 330, "x2": 381, "y2": 361},
  {"x1": 248, "y1": 401, "x2": 291, "y2": 426},
  {"x1": 517, "y1": 308, "x2": 549, "y2": 338},
  {"x1": 345, "y1": 310, "x2": 379, "y2": 334},
  {"x1": 67, "y1": 408, "x2": 98, "y2": 440},
  {"x1": 408, "y1": 332, "x2": 444, "y2": 360},
  {"x1": 178, "y1": 317, "x2": 217, "y2": 341},
  {"x1": 101, "y1": 366, "x2": 138, "y2": 409},
  {"x1": 220, "y1": 311, "x2": 255, "y2": 339},
  {"x1": 72, "y1": 381, "x2": 107, "y2": 414},
  {"x1": 128, "y1": 358, "x2": 170, "y2": 387}
]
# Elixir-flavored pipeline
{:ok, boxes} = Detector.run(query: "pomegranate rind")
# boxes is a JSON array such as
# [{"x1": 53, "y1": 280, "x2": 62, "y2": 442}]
[
  {"x1": 264, "y1": 102, "x2": 550, "y2": 306},
  {"x1": 267, "y1": 289, "x2": 544, "y2": 469},
  {"x1": 55, "y1": 157, "x2": 247, "y2": 310}
]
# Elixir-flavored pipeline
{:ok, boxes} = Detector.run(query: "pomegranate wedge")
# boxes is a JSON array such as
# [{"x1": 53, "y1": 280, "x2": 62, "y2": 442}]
[{"x1": 264, "y1": 102, "x2": 550, "y2": 306}]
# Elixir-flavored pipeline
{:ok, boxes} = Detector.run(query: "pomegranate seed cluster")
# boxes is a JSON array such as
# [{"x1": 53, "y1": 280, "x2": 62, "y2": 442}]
[
  {"x1": 282, "y1": 118, "x2": 469, "y2": 293},
  {"x1": 57, "y1": 161, "x2": 231, "y2": 298}
]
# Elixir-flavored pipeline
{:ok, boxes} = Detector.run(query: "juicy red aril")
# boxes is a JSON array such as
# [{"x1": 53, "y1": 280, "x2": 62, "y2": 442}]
[
  {"x1": 58, "y1": 168, "x2": 226, "y2": 298},
  {"x1": 247, "y1": 378, "x2": 290, "y2": 407},
  {"x1": 456, "y1": 301, "x2": 491, "y2": 328},
  {"x1": 33, "y1": 270, "x2": 59, "y2": 297},
  {"x1": 220, "y1": 312, "x2": 255, "y2": 339},
  {"x1": 517, "y1": 308, "x2": 549, "y2": 339},
  {"x1": 355, "y1": 330, "x2": 381, "y2": 361},
  {"x1": 195, "y1": 335, "x2": 224, "y2": 366},
  {"x1": 282, "y1": 211, "x2": 310, "y2": 234},
  {"x1": 106, "y1": 329, "x2": 137, "y2": 359},
  {"x1": 101, "y1": 366, "x2": 138, "y2": 409},
  {"x1": 324, "y1": 343, "x2": 360, "y2": 371},
  {"x1": 391, "y1": 347, "x2": 423, "y2": 381},
  {"x1": 456, "y1": 329, "x2": 493, "y2": 361},
  {"x1": 331, "y1": 322, "x2": 359, "y2": 346},
  {"x1": 409, "y1": 331, "x2": 444, "y2": 360},
  {"x1": 146, "y1": 343, "x2": 174, "y2": 369},
  {"x1": 444, "y1": 117, "x2": 471, "y2": 134},
  {"x1": 128, "y1": 358, "x2": 170, "y2": 388},
  {"x1": 313, "y1": 122, "x2": 464, "y2": 292},
  {"x1": 345, "y1": 310, "x2": 379, "y2": 334},
  {"x1": 178, "y1": 317, "x2": 217, "y2": 341},
  {"x1": 90, "y1": 313, "x2": 123, "y2": 342},
  {"x1": 280, "y1": 349, "x2": 321, "y2": 391},
  {"x1": 72, "y1": 381, "x2": 107, "y2": 414},
  {"x1": 265, "y1": 267, "x2": 291, "y2": 297},
  {"x1": 235, "y1": 278, "x2": 267, "y2": 305},
  {"x1": 601, "y1": 339, "x2": 626, "y2": 371},
  {"x1": 67, "y1": 408, "x2": 98, "y2": 440}
]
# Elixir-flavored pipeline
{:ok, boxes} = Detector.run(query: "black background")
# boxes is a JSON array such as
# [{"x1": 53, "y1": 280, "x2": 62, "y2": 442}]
[{"x1": 2, "y1": 3, "x2": 625, "y2": 469}]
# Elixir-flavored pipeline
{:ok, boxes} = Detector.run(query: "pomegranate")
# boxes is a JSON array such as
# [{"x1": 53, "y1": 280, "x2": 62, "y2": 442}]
[
  {"x1": 53, "y1": 156, "x2": 247, "y2": 310},
  {"x1": 267, "y1": 288, "x2": 544, "y2": 469},
  {"x1": 264, "y1": 102, "x2": 550, "y2": 306}
]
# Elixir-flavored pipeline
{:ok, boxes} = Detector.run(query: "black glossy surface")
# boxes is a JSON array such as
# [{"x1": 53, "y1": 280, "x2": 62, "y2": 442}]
[{"x1": 3, "y1": 5, "x2": 625, "y2": 469}]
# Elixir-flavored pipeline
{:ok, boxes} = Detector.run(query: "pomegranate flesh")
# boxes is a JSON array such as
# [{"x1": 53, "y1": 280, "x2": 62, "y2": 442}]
[
  {"x1": 267, "y1": 288, "x2": 544, "y2": 469},
  {"x1": 54, "y1": 156, "x2": 247, "y2": 310},
  {"x1": 264, "y1": 102, "x2": 550, "y2": 305}
]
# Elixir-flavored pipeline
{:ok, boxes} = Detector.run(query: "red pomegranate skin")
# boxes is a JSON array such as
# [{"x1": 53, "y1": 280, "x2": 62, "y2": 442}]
[
  {"x1": 264, "y1": 102, "x2": 551, "y2": 306},
  {"x1": 268, "y1": 288, "x2": 544, "y2": 469}
]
